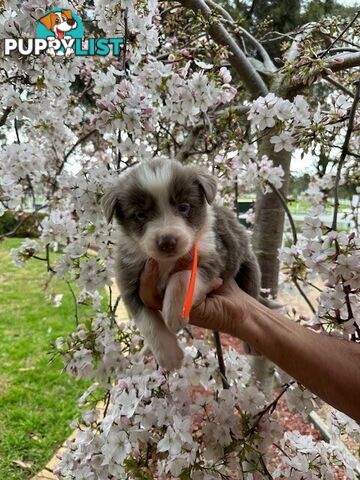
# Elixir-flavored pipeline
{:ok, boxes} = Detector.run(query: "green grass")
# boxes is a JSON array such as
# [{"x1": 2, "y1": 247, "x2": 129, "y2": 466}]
[
  {"x1": 0, "y1": 238, "x2": 91, "y2": 480},
  {"x1": 287, "y1": 199, "x2": 349, "y2": 215},
  {"x1": 237, "y1": 197, "x2": 350, "y2": 215}
]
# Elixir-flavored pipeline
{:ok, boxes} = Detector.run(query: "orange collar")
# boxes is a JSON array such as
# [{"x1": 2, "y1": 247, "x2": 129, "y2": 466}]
[{"x1": 182, "y1": 241, "x2": 198, "y2": 320}]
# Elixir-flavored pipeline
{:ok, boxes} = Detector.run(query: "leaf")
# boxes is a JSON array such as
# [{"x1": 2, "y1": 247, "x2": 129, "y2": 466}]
[{"x1": 12, "y1": 460, "x2": 33, "y2": 470}]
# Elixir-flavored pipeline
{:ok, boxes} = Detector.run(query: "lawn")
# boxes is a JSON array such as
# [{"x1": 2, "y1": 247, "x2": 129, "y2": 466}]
[{"x1": 0, "y1": 238, "x2": 91, "y2": 480}]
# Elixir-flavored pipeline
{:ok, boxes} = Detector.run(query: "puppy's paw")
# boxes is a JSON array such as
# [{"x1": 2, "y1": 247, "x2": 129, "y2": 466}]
[
  {"x1": 153, "y1": 338, "x2": 184, "y2": 371},
  {"x1": 149, "y1": 326, "x2": 184, "y2": 370},
  {"x1": 162, "y1": 271, "x2": 189, "y2": 333},
  {"x1": 134, "y1": 308, "x2": 184, "y2": 370},
  {"x1": 162, "y1": 306, "x2": 186, "y2": 334}
]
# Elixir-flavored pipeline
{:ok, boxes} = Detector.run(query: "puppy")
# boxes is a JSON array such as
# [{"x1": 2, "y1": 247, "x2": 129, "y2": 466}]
[{"x1": 102, "y1": 158, "x2": 261, "y2": 370}]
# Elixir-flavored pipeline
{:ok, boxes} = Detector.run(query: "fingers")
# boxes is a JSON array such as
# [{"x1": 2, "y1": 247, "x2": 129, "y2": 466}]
[
  {"x1": 189, "y1": 278, "x2": 224, "y2": 329},
  {"x1": 139, "y1": 259, "x2": 163, "y2": 310},
  {"x1": 189, "y1": 294, "x2": 223, "y2": 330},
  {"x1": 189, "y1": 279, "x2": 244, "y2": 337}
]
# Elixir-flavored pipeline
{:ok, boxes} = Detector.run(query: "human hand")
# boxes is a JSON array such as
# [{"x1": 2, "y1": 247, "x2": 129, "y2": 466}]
[
  {"x1": 139, "y1": 258, "x2": 251, "y2": 339},
  {"x1": 138, "y1": 254, "x2": 195, "y2": 310}
]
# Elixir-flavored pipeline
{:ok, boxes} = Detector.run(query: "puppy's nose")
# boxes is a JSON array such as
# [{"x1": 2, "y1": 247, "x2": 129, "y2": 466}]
[
  {"x1": 157, "y1": 235, "x2": 177, "y2": 254},
  {"x1": 67, "y1": 18, "x2": 76, "y2": 26}
]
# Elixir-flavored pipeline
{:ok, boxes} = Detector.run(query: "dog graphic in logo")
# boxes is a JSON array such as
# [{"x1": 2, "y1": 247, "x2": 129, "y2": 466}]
[
  {"x1": 37, "y1": 8, "x2": 84, "y2": 57},
  {"x1": 40, "y1": 10, "x2": 77, "y2": 40}
]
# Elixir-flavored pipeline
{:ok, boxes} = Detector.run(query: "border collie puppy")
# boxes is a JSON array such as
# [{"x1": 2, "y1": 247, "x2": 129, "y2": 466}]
[{"x1": 102, "y1": 158, "x2": 261, "y2": 370}]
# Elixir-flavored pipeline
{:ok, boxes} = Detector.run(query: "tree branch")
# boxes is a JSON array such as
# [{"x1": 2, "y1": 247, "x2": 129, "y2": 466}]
[
  {"x1": 319, "y1": 11, "x2": 360, "y2": 59},
  {"x1": 176, "y1": 124, "x2": 204, "y2": 162},
  {"x1": 0, "y1": 203, "x2": 48, "y2": 240},
  {"x1": 332, "y1": 80, "x2": 360, "y2": 231},
  {"x1": 0, "y1": 107, "x2": 11, "y2": 127},
  {"x1": 286, "y1": 51, "x2": 360, "y2": 93},
  {"x1": 265, "y1": 180, "x2": 297, "y2": 245},
  {"x1": 205, "y1": 0, "x2": 275, "y2": 72},
  {"x1": 324, "y1": 75, "x2": 354, "y2": 97},
  {"x1": 327, "y1": 51, "x2": 360, "y2": 73},
  {"x1": 179, "y1": 0, "x2": 268, "y2": 97},
  {"x1": 213, "y1": 331, "x2": 230, "y2": 389},
  {"x1": 57, "y1": 129, "x2": 98, "y2": 176},
  {"x1": 293, "y1": 277, "x2": 316, "y2": 315}
]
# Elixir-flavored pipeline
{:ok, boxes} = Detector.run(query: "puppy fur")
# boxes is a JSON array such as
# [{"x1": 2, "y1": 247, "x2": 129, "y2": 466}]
[{"x1": 103, "y1": 158, "x2": 261, "y2": 370}]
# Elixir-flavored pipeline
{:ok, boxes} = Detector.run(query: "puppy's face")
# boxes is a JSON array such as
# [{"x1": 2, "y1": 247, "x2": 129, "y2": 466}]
[
  {"x1": 103, "y1": 159, "x2": 217, "y2": 261},
  {"x1": 39, "y1": 10, "x2": 77, "y2": 38}
]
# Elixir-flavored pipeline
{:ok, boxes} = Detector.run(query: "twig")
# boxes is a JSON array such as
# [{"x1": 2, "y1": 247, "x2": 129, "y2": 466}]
[
  {"x1": 319, "y1": 11, "x2": 360, "y2": 59},
  {"x1": 176, "y1": 124, "x2": 203, "y2": 162},
  {"x1": 246, "y1": 381, "x2": 295, "y2": 438},
  {"x1": 332, "y1": 80, "x2": 360, "y2": 231},
  {"x1": 116, "y1": 129, "x2": 122, "y2": 170},
  {"x1": 65, "y1": 279, "x2": 79, "y2": 326},
  {"x1": 293, "y1": 277, "x2": 316, "y2": 315},
  {"x1": 14, "y1": 117, "x2": 21, "y2": 143},
  {"x1": 264, "y1": 181, "x2": 319, "y2": 315},
  {"x1": 0, "y1": 106, "x2": 11, "y2": 126},
  {"x1": 123, "y1": 8, "x2": 128, "y2": 73},
  {"x1": 273, "y1": 442, "x2": 291, "y2": 460},
  {"x1": 213, "y1": 331, "x2": 230, "y2": 389},
  {"x1": 57, "y1": 129, "x2": 98, "y2": 177},
  {"x1": 216, "y1": 14, "x2": 276, "y2": 72},
  {"x1": 103, "y1": 390, "x2": 111, "y2": 418},
  {"x1": 259, "y1": 456, "x2": 274, "y2": 480},
  {"x1": 45, "y1": 244, "x2": 55, "y2": 273},
  {"x1": 266, "y1": 180, "x2": 297, "y2": 245},
  {"x1": 179, "y1": 0, "x2": 268, "y2": 97},
  {"x1": 343, "y1": 284, "x2": 354, "y2": 321},
  {"x1": 0, "y1": 203, "x2": 48, "y2": 240},
  {"x1": 318, "y1": 47, "x2": 360, "y2": 56},
  {"x1": 324, "y1": 76, "x2": 354, "y2": 97},
  {"x1": 247, "y1": 0, "x2": 257, "y2": 18}
]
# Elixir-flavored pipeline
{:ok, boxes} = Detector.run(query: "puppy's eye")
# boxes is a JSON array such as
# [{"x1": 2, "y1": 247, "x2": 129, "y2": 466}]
[
  {"x1": 134, "y1": 211, "x2": 146, "y2": 222},
  {"x1": 177, "y1": 203, "x2": 190, "y2": 216},
  {"x1": 55, "y1": 18, "x2": 60, "y2": 23}
]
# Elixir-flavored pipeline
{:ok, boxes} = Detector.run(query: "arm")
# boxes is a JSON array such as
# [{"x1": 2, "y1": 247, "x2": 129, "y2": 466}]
[
  {"x1": 139, "y1": 261, "x2": 360, "y2": 422},
  {"x1": 190, "y1": 280, "x2": 360, "y2": 422}
]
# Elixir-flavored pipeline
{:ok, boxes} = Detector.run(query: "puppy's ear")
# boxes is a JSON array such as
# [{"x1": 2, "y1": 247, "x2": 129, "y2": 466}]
[
  {"x1": 102, "y1": 187, "x2": 121, "y2": 223},
  {"x1": 61, "y1": 9, "x2": 73, "y2": 20},
  {"x1": 39, "y1": 12, "x2": 56, "y2": 31},
  {"x1": 193, "y1": 168, "x2": 217, "y2": 204}
]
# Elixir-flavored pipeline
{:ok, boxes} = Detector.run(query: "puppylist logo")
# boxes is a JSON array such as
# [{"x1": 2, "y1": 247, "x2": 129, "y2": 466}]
[{"x1": 4, "y1": 8, "x2": 124, "y2": 57}]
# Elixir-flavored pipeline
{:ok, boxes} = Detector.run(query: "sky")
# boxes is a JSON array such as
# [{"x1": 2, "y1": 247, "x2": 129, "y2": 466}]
[{"x1": 338, "y1": 0, "x2": 359, "y2": 4}]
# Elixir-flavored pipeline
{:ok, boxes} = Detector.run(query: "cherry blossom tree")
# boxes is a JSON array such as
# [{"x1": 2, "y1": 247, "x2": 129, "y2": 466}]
[{"x1": 1, "y1": 0, "x2": 359, "y2": 478}]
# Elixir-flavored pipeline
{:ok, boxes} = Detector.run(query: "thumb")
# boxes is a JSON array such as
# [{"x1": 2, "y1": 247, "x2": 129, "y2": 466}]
[
  {"x1": 192, "y1": 277, "x2": 223, "y2": 307},
  {"x1": 189, "y1": 278, "x2": 223, "y2": 329}
]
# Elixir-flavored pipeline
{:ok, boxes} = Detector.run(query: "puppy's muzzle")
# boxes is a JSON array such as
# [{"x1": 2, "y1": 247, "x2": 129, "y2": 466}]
[{"x1": 157, "y1": 234, "x2": 178, "y2": 254}]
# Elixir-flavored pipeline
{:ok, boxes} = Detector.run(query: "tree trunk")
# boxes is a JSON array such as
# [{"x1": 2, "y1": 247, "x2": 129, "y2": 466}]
[
  {"x1": 253, "y1": 136, "x2": 292, "y2": 296},
  {"x1": 250, "y1": 135, "x2": 292, "y2": 393}
]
